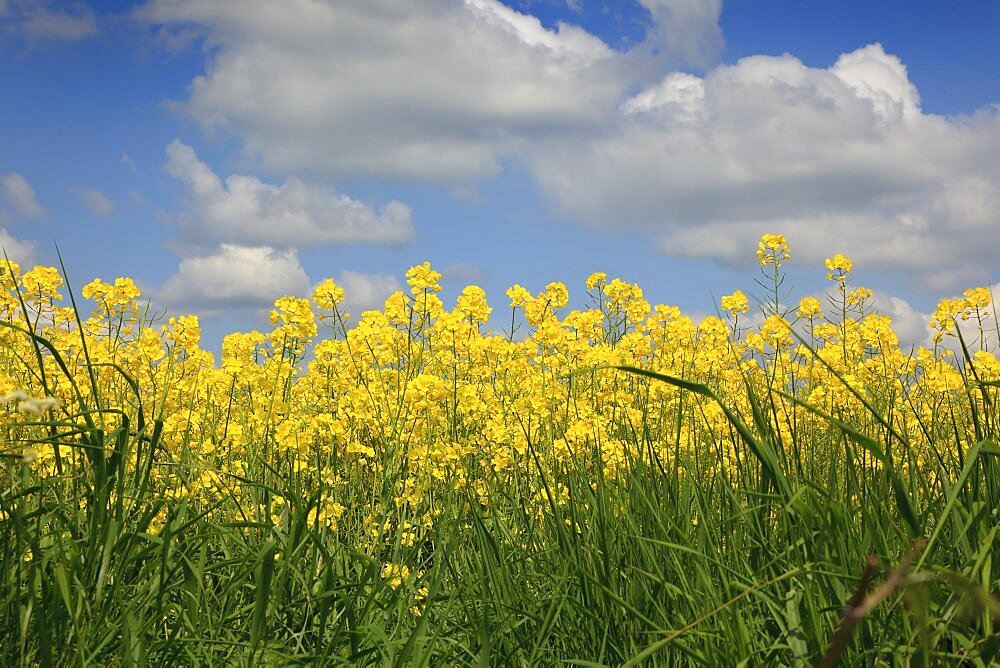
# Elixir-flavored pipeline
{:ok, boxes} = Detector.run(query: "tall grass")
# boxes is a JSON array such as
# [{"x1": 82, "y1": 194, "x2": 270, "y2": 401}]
[{"x1": 1, "y1": 252, "x2": 998, "y2": 666}]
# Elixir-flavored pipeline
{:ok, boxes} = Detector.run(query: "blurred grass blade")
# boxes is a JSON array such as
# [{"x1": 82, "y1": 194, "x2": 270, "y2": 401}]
[
  {"x1": 613, "y1": 365, "x2": 792, "y2": 501},
  {"x1": 777, "y1": 389, "x2": 921, "y2": 538},
  {"x1": 251, "y1": 541, "x2": 278, "y2": 650}
]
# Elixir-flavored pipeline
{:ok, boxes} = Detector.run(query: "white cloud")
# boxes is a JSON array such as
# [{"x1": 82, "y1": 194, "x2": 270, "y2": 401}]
[
  {"x1": 620, "y1": 71, "x2": 705, "y2": 119},
  {"x1": 140, "y1": 4, "x2": 997, "y2": 294},
  {"x1": 464, "y1": 0, "x2": 610, "y2": 63},
  {"x1": 0, "y1": 228, "x2": 36, "y2": 267},
  {"x1": 831, "y1": 43, "x2": 920, "y2": 123},
  {"x1": 138, "y1": 0, "x2": 654, "y2": 182},
  {"x1": 78, "y1": 188, "x2": 114, "y2": 218},
  {"x1": 871, "y1": 291, "x2": 933, "y2": 351},
  {"x1": 334, "y1": 270, "x2": 402, "y2": 316},
  {"x1": 154, "y1": 244, "x2": 311, "y2": 310},
  {"x1": 155, "y1": 244, "x2": 404, "y2": 317},
  {"x1": 527, "y1": 44, "x2": 1000, "y2": 290},
  {"x1": 636, "y1": 0, "x2": 723, "y2": 69},
  {"x1": 164, "y1": 140, "x2": 413, "y2": 247},
  {"x1": 1, "y1": 172, "x2": 45, "y2": 219},
  {"x1": 878, "y1": 284, "x2": 1000, "y2": 356},
  {"x1": 4, "y1": 1, "x2": 97, "y2": 41}
]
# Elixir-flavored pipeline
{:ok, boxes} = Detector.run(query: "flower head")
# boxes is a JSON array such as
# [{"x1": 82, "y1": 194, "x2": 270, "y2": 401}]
[
  {"x1": 406, "y1": 261, "x2": 442, "y2": 296},
  {"x1": 796, "y1": 296, "x2": 822, "y2": 319},
  {"x1": 756, "y1": 234, "x2": 790, "y2": 267},
  {"x1": 585, "y1": 272, "x2": 607, "y2": 291},
  {"x1": 455, "y1": 285, "x2": 492, "y2": 324},
  {"x1": 506, "y1": 284, "x2": 531, "y2": 309},
  {"x1": 20, "y1": 266, "x2": 63, "y2": 299},
  {"x1": 312, "y1": 278, "x2": 345, "y2": 310},
  {"x1": 825, "y1": 254, "x2": 853, "y2": 282},
  {"x1": 963, "y1": 287, "x2": 992, "y2": 314},
  {"x1": 720, "y1": 290, "x2": 750, "y2": 315}
]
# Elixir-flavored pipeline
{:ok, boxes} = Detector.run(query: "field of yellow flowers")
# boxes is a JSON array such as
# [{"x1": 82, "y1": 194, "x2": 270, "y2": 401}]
[{"x1": 1, "y1": 235, "x2": 998, "y2": 665}]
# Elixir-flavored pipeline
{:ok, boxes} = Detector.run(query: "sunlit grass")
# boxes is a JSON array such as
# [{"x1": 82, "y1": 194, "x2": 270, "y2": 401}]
[{"x1": 1, "y1": 236, "x2": 998, "y2": 665}]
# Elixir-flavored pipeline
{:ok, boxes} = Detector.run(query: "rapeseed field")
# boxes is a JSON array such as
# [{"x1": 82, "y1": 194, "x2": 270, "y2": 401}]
[{"x1": 1, "y1": 235, "x2": 997, "y2": 665}]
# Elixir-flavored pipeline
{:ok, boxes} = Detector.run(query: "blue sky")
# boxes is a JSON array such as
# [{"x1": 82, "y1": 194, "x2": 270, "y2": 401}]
[{"x1": 2, "y1": 0, "x2": 998, "y2": 351}]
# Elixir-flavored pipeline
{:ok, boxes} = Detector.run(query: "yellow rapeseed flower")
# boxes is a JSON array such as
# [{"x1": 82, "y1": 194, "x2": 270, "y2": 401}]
[
  {"x1": 797, "y1": 296, "x2": 822, "y2": 319},
  {"x1": 757, "y1": 234, "x2": 790, "y2": 266},
  {"x1": 380, "y1": 563, "x2": 411, "y2": 589},
  {"x1": 0, "y1": 259, "x2": 21, "y2": 289},
  {"x1": 506, "y1": 284, "x2": 531, "y2": 308},
  {"x1": 455, "y1": 285, "x2": 492, "y2": 324},
  {"x1": 20, "y1": 266, "x2": 63, "y2": 299},
  {"x1": 585, "y1": 272, "x2": 607, "y2": 291},
  {"x1": 541, "y1": 282, "x2": 570, "y2": 310},
  {"x1": 720, "y1": 290, "x2": 750, "y2": 315},
  {"x1": 847, "y1": 287, "x2": 872, "y2": 308},
  {"x1": 824, "y1": 253, "x2": 853, "y2": 282},
  {"x1": 312, "y1": 278, "x2": 345, "y2": 310},
  {"x1": 963, "y1": 287, "x2": 992, "y2": 313},
  {"x1": 406, "y1": 261, "x2": 442, "y2": 296}
]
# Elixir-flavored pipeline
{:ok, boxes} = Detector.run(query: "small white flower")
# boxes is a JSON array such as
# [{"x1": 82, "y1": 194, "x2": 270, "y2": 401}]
[
  {"x1": 0, "y1": 390, "x2": 29, "y2": 404},
  {"x1": 17, "y1": 397, "x2": 63, "y2": 415},
  {"x1": 1, "y1": 390, "x2": 62, "y2": 415}
]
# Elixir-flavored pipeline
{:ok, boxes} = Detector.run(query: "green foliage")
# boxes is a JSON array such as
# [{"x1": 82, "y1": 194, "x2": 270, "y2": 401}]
[{"x1": 1, "y1": 257, "x2": 998, "y2": 665}]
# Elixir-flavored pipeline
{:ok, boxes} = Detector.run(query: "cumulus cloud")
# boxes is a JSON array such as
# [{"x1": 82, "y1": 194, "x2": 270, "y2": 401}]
[
  {"x1": 76, "y1": 188, "x2": 114, "y2": 218},
  {"x1": 872, "y1": 291, "x2": 933, "y2": 351},
  {"x1": 141, "y1": 3, "x2": 997, "y2": 294},
  {"x1": 153, "y1": 244, "x2": 403, "y2": 316},
  {"x1": 138, "y1": 0, "x2": 651, "y2": 182},
  {"x1": 334, "y1": 270, "x2": 402, "y2": 315},
  {"x1": 636, "y1": 0, "x2": 723, "y2": 69},
  {"x1": 1, "y1": 172, "x2": 45, "y2": 219},
  {"x1": 620, "y1": 71, "x2": 706, "y2": 118},
  {"x1": 0, "y1": 228, "x2": 36, "y2": 267},
  {"x1": 528, "y1": 44, "x2": 1000, "y2": 290},
  {"x1": 154, "y1": 244, "x2": 311, "y2": 310},
  {"x1": 876, "y1": 283, "x2": 1000, "y2": 355},
  {"x1": 164, "y1": 140, "x2": 413, "y2": 248}
]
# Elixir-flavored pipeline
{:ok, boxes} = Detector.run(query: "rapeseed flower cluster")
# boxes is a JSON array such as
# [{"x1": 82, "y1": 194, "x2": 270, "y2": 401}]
[
  {"x1": 757, "y1": 233, "x2": 791, "y2": 267},
  {"x1": 0, "y1": 237, "x2": 996, "y2": 607}
]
